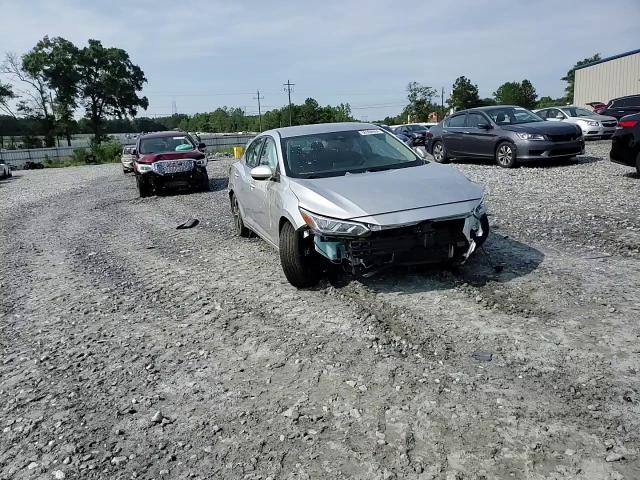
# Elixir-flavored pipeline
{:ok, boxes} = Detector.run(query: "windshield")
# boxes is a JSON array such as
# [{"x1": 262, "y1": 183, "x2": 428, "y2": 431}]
[
  {"x1": 281, "y1": 128, "x2": 423, "y2": 179},
  {"x1": 563, "y1": 107, "x2": 595, "y2": 117},
  {"x1": 139, "y1": 135, "x2": 195, "y2": 154},
  {"x1": 486, "y1": 107, "x2": 544, "y2": 125}
]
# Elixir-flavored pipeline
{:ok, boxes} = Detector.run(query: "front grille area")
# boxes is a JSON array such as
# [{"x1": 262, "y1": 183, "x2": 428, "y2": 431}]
[
  {"x1": 347, "y1": 218, "x2": 468, "y2": 266},
  {"x1": 153, "y1": 160, "x2": 195, "y2": 174},
  {"x1": 547, "y1": 133, "x2": 578, "y2": 142},
  {"x1": 602, "y1": 121, "x2": 617, "y2": 128}
]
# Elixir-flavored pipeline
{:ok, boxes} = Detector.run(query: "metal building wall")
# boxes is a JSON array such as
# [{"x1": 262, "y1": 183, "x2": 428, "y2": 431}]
[{"x1": 574, "y1": 52, "x2": 640, "y2": 107}]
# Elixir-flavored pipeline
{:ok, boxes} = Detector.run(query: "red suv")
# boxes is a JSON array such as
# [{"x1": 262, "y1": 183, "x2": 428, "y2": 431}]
[{"x1": 133, "y1": 131, "x2": 209, "y2": 197}]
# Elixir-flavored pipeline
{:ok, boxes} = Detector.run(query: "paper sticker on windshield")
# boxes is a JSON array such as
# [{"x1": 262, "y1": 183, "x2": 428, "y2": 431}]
[{"x1": 358, "y1": 129, "x2": 383, "y2": 135}]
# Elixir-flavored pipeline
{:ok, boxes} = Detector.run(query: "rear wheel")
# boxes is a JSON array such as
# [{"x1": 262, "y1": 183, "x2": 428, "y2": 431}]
[
  {"x1": 431, "y1": 141, "x2": 449, "y2": 163},
  {"x1": 636, "y1": 152, "x2": 640, "y2": 177},
  {"x1": 231, "y1": 194, "x2": 251, "y2": 237},
  {"x1": 136, "y1": 175, "x2": 152, "y2": 197},
  {"x1": 279, "y1": 222, "x2": 321, "y2": 289},
  {"x1": 495, "y1": 141, "x2": 517, "y2": 168}
]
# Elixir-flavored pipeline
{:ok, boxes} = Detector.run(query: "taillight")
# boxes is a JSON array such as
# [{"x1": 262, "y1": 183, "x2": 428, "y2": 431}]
[{"x1": 618, "y1": 120, "x2": 638, "y2": 128}]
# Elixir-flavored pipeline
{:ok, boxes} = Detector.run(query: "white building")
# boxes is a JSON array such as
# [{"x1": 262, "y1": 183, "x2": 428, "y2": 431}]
[{"x1": 573, "y1": 49, "x2": 640, "y2": 107}]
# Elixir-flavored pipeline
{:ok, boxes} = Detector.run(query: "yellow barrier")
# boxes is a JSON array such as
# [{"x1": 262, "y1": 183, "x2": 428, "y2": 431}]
[{"x1": 233, "y1": 146, "x2": 244, "y2": 159}]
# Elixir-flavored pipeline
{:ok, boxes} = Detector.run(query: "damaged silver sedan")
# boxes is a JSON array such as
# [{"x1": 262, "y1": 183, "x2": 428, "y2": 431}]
[{"x1": 228, "y1": 122, "x2": 489, "y2": 288}]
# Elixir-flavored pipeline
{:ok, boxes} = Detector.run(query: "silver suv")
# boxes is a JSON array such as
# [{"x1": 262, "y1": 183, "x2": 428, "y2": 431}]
[{"x1": 228, "y1": 123, "x2": 488, "y2": 288}]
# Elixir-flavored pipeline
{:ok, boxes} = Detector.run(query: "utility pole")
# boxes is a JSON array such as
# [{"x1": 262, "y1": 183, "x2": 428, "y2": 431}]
[
  {"x1": 283, "y1": 79, "x2": 295, "y2": 126},
  {"x1": 253, "y1": 89, "x2": 264, "y2": 131},
  {"x1": 441, "y1": 87, "x2": 445, "y2": 120}
]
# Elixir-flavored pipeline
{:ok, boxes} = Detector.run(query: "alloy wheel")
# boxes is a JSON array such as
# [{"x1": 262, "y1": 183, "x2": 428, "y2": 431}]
[
  {"x1": 232, "y1": 197, "x2": 242, "y2": 234},
  {"x1": 433, "y1": 143, "x2": 444, "y2": 161},
  {"x1": 497, "y1": 144, "x2": 513, "y2": 166}
]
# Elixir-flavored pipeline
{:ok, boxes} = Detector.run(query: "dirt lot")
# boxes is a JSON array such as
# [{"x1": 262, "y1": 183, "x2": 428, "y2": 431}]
[{"x1": 1, "y1": 141, "x2": 639, "y2": 480}]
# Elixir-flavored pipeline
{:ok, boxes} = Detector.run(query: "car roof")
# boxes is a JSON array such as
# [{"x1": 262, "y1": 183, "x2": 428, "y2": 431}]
[
  {"x1": 138, "y1": 131, "x2": 191, "y2": 140},
  {"x1": 265, "y1": 122, "x2": 379, "y2": 139}
]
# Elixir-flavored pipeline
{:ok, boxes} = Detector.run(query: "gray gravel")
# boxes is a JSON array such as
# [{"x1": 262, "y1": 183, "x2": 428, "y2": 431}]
[{"x1": 1, "y1": 141, "x2": 639, "y2": 480}]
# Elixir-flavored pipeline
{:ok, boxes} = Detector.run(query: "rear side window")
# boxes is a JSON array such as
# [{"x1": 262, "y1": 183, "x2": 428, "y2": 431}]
[
  {"x1": 613, "y1": 96, "x2": 640, "y2": 107},
  {"x1": 466, "y1": 113, "x2": 488, "y2": 128},
  {"x1": 447, "y1": 115, "x2": 466, "y2": 128}
]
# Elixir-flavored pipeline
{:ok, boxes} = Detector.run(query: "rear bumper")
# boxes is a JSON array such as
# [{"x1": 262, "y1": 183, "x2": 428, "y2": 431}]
[
  {"x1": 610, "y1": 134, "x2": 638, "y2": 167},
  {"x1": 516, "y1": 139, "x2": 584, "y2": 160}
]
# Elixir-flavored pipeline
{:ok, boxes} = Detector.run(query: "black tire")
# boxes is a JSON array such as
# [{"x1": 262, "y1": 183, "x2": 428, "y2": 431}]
[
  {"x1": 198, "y1": 170, "x2": 209, "y2": 191},
  {"x1": 279, "y1": 222, "x2": 321, "y2": 289},
  {"x1": 475, "y1": 214, "x2": 490, "y2": 247},
  {"x1": 495, "y1": 141, "x2": 517, "y2": 168},
  {"x1": 231, "y1": 194, "x2": 251, "y2": 238},
  {"x1": 431, "y1": 141, "x2": 449, "y2": 163},
  {"x1": 136, "y1": 175, "x2": 152, "y2": 198},
  {"x1": 635, "y1": 152, "x2": 640, "y2": 177}
]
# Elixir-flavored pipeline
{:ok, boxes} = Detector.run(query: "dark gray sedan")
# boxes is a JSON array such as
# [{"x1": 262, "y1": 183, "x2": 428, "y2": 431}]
[{"x1": 427, "y1": 106, "x2": 585, "y2": 168}]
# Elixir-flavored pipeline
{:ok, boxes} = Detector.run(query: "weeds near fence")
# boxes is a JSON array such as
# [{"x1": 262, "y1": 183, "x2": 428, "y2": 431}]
[{"x1": 45, "y1": 141, "x2": 122, "y2": 168}]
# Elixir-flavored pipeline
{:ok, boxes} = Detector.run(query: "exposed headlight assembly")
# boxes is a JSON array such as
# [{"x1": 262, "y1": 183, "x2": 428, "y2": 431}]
[
  {"x1": 300, "y1": 208, "x2": 370, "y2": 237},
  {"x1": 473, "y1": 196, "x2": 487, "y2": 218},
  {"x1": 515, "y1": 132, "x2": 545, "y2": 141}
]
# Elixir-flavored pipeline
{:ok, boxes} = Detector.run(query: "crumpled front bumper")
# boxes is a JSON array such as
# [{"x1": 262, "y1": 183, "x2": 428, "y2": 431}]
[{"x1": 312, "y1": 211, "x2": 487, "y2": 275}]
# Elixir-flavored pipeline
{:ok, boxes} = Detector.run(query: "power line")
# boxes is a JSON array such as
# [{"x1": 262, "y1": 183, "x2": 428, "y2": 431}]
[{"x1": 283, "y1": 80, "x2": 295, "y2": 126}]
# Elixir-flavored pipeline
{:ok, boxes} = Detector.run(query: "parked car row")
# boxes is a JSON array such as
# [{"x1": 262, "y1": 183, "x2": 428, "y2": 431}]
[
  {"x1": 533, "y1": 105, "x2": 617, "y2": 139},
  {"x1": 121, "y1": 131, "x2": 210, "y2": 197}
]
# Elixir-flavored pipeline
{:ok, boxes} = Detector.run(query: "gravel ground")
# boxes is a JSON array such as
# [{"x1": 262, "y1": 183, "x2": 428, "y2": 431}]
[{"x1": 1, "y1": 141, "x2": 639, "y2": 480}]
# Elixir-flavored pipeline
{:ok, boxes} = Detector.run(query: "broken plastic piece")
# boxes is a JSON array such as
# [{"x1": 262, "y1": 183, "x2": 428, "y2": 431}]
[
  {"x1": 314, "y1": 236, "x2": 346, "y2": 262},
  {"x1": 176, "y1": 218, "x2": 199, "y2": 229}
]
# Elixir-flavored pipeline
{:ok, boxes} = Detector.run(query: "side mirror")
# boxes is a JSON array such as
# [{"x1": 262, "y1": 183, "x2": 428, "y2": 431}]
[
  {"x1": 131, "y1": 149, "x2": 137, "y2": 155},
  {"x1": 198, "y1": 142, "x2": 206, "y2": 151},
  {"x1": 478, "y1": 123, "x2": 492, "y2": 130},
  {"x1": 250, "y1": 165, "x2": 273, "y2": 180}
]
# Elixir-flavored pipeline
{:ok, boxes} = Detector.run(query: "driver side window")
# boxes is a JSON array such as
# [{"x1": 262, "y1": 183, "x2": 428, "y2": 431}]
[
  {"x1": 258, "y1": 137, "x2": 278, "y2": 171},
  {"x1": 245, "y1": 138, "x2": 264, "y2": 168}
]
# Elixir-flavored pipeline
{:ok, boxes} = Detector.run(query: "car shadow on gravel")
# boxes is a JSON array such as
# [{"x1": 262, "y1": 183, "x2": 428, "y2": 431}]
[
  {"x1": 622, "y1": 171, "x2": 640, "y2": 180},
  {"x1": 448, "y1": 155, "x2": 601, "y2": 168},
  {"x1": 0, "y1": 174, "x2": 20, "y2": 185},
  {"x1": 333, "y1": 233, "x2": 544, "y2": 293},
  {"x1": 152, "y1": 176, "x2": 229, "y2": 197}
]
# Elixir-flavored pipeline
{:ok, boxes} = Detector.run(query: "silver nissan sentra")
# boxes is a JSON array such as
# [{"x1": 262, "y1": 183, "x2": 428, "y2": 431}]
[{"x1": 228, "y1": 122, "x2": 489, "y2": 288}]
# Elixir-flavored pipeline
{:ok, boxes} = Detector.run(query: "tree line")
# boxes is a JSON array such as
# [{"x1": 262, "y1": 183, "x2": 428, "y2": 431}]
[
  {"x1": 379, "y1": 53, "x2": 600, "y2": 125},
  {"x1": 1, "y1": 39, "x2": 600, "y2": 147}
]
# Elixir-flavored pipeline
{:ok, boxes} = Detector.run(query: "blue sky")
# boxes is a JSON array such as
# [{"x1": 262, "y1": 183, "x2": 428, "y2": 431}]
[{"x1": 1, "y1": 0, "x2": 639, "y2": 120}]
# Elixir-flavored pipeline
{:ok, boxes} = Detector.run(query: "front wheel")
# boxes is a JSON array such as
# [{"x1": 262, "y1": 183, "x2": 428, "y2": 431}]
[
  {"x1": 231, "y1": 194, "x2": 251, "y2": 237},
  {"x1": 279, "y1": 222, "x2": 321, "y2": 289},
  {"x1": 495, "y1": 142, "x2": 517, "y2": 168},
  {"x1": 431, "y1": 141, "x2": 449, "y2": 163}
]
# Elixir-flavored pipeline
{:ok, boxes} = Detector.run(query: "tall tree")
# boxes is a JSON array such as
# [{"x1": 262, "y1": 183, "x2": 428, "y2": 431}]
[
  {"x1": 448, "y1": 76, "x2": 480, "y2": 111},
  {"x1": 562, "y1": 53, "x2": 600, "y2": 103},
  {"x1": 77, "y1": 39, "x2": 148, "y2": 143},
  {"x1": 23, "y1": 36, "x2": 80, "y2": 146},
  {"x1": 405, "y1": 81, "x2": 437, "y2": 121},
  {"x1": 2, "y1": 52, "x2": 56, "y2": 146},
  {"x1": 493, "y1": 79, "x2": 537, "y2": 109},
  {"x1": 520, "y1": 79, "x2": 537, "y2": 109}
]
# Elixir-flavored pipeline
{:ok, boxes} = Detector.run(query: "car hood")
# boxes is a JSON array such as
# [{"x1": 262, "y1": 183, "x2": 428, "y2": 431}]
[
  {"x1": 501, "y1": 122, "x2": 578, "y2": 135},
  {"x1": 288, "y1": 163, "x2": 483, "y2": 221},
  {"x1": 137, "y1": 151, "x2": 205, "y2": 164}
]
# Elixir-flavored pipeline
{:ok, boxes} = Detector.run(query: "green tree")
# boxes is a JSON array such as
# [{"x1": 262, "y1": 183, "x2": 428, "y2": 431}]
[
  {"x1": 493, "y1": 81, "x2": 523, "y2": 105},
  {"x1": 520, "y1": 79, "x2": 537, "y2": 109},
  {"x1": 535, "y1": 96, "x2": 566, "y2": 108},
  {"x1": 2, "y1": 52, "x2": 56, "y2": 146},
  {"x1": 448, "y1": 76, "x2": 480, "y2": 111},
  {"x1": 562, "y1": 53, "x2": 600, "y2": 103},
  {"x1": 23, "y1": 36, "x2": 81, "y2": 146},
  {"x1": 405, "y1": 81, "x2": 437, "y2": 121},
  {"x1": 77, "y1": 39, "x2": 148, "y2": 143}
]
